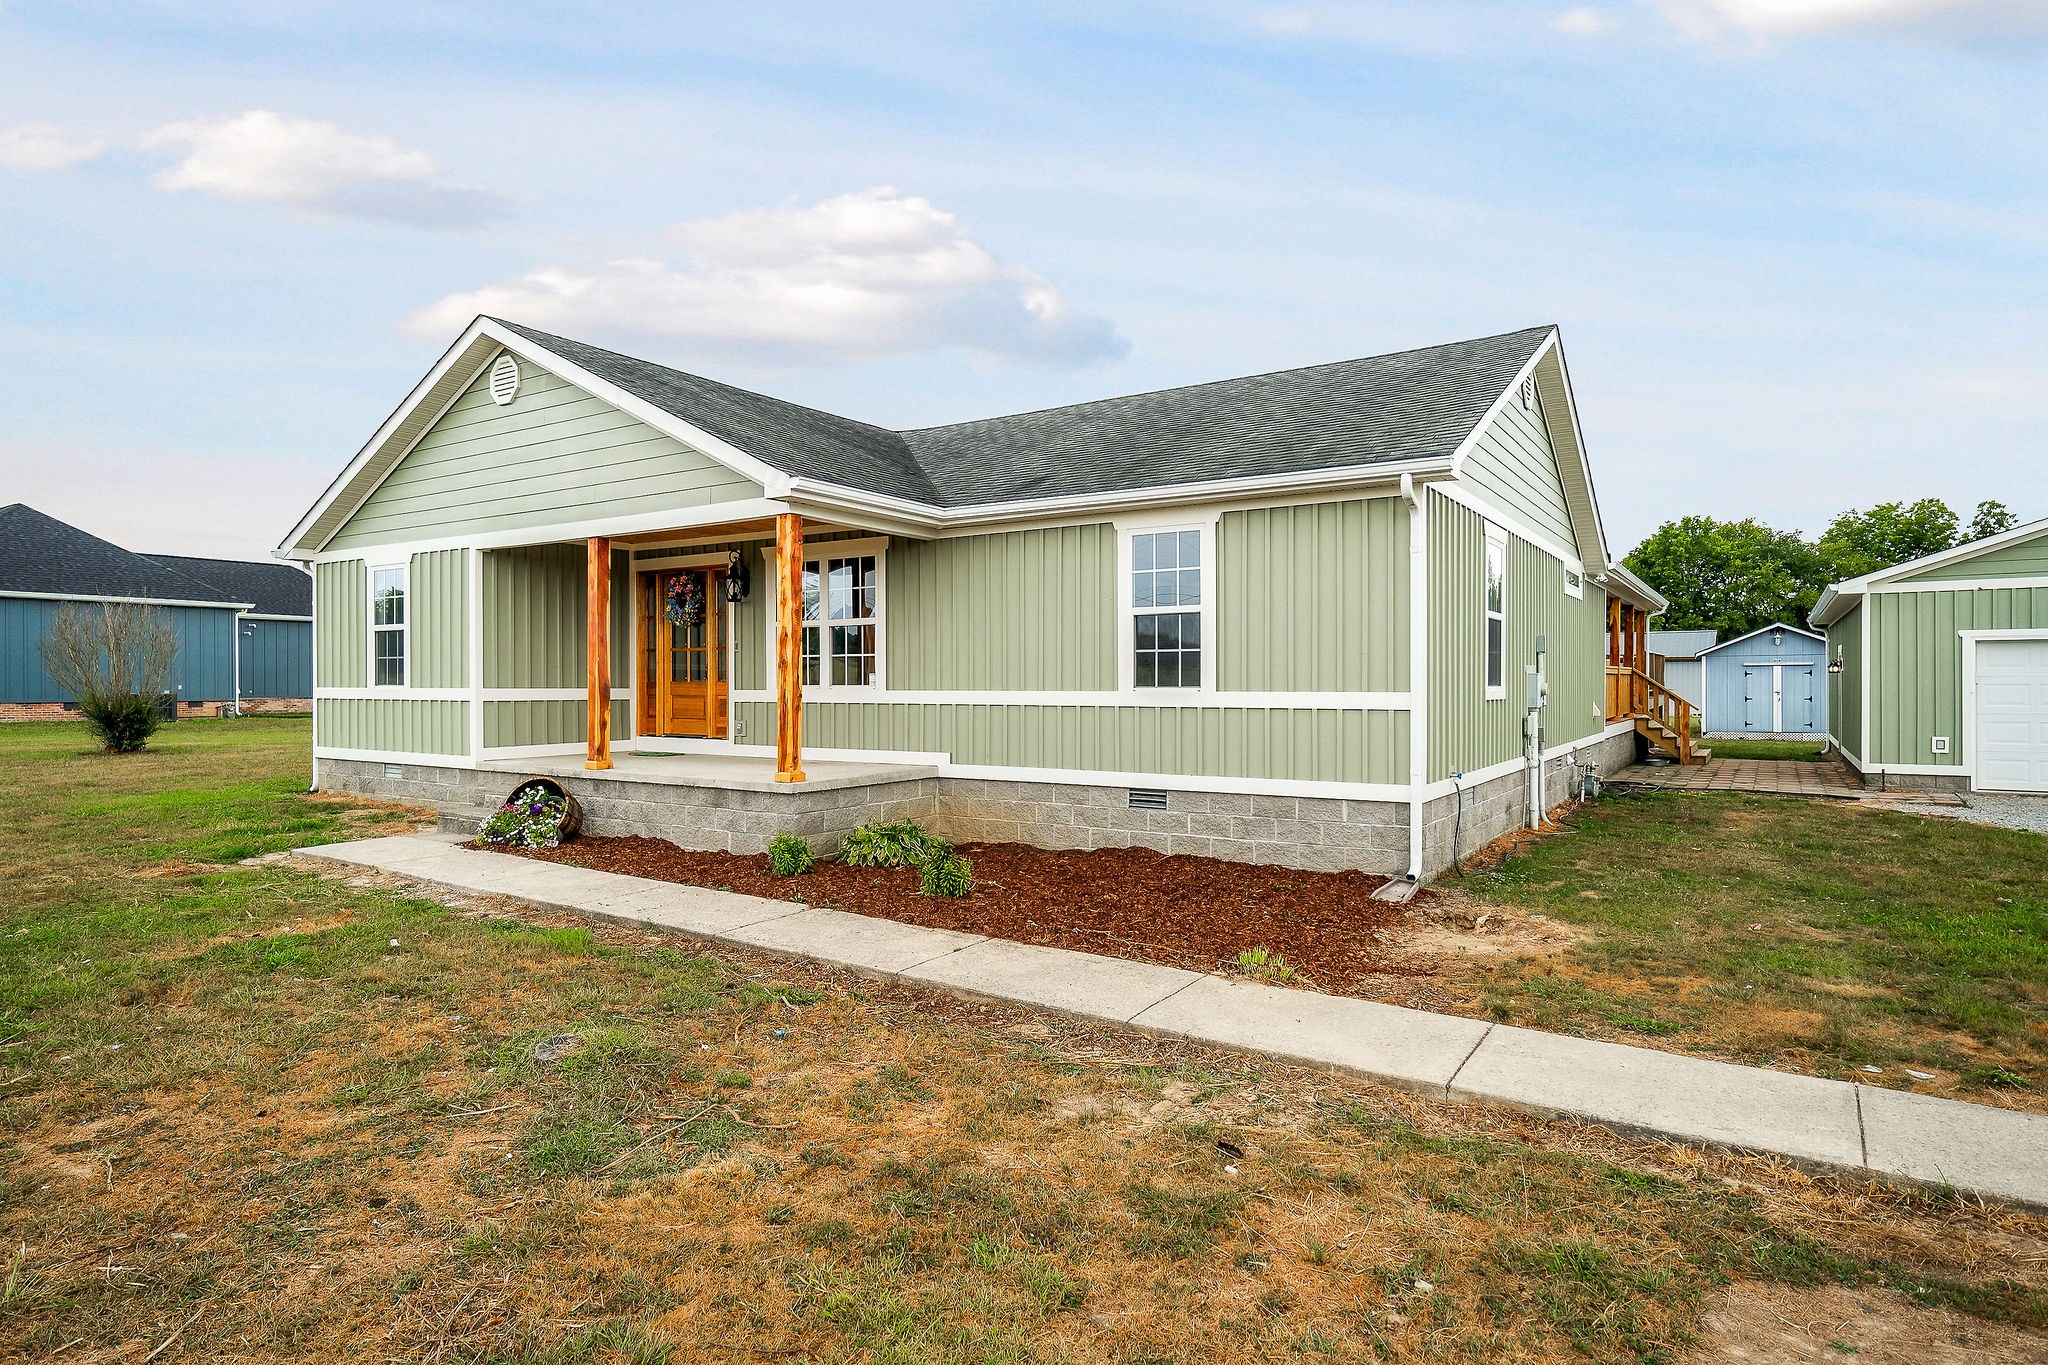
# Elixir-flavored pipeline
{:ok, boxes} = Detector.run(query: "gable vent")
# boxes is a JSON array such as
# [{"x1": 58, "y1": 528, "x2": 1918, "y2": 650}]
[
  {"x1": 487, "y1": 353, "x2": 521, "y2": 406},
  {"x1": 1128, "y1": 788, "x2": 1169, "y2": 811}
]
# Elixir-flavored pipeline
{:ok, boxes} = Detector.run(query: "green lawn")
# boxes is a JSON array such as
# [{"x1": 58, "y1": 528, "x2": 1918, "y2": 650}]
[
  {"x1": 2, "y1": 721, "x2": 2043, "y2": 1360},
  {"x1": 1462, "y1": 791, "x2": 2048, "y2": 1099},
  {"x1": 1701, "y1": 737, "x2": 1831, "y2": 761}
]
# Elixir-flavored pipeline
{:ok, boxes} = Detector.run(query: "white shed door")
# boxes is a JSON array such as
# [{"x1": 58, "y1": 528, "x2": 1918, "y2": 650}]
[{"x1": 1975, "y1": 639, "x2": 2048, "y2": 793}]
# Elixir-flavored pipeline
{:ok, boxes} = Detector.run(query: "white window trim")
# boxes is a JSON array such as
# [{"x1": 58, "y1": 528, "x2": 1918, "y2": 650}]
[
  {"x1": 368, "y1": 561, "x2": 409, "y2": 689},
  {"x1": 1484, "y1": 524, "x2": 1508, "y2": 701},
  {"x1": 1117, "y1": 516, "x2": 1217, "y2": 694},
  {"x1": 764, "y1": 536, "x2": 889, "y2": 693}
]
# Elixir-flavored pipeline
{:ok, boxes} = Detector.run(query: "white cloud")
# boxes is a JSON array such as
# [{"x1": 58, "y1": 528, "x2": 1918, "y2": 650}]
[
  {"x1": 139, "y1": 110, "x2": 506, "y2": 226},
  {"x1": 0, "y1": 124, "x2": 107, "y2": 175},
  {"x1": 410, "y1": 187, "x2": 1127, "y2": 366},
  {"x1": 1555, "y1": 7, "x2": 1620, "y2": 34},
  {"x1": 1649, "y1": 0, "x2": 2048, "y2": 42}
]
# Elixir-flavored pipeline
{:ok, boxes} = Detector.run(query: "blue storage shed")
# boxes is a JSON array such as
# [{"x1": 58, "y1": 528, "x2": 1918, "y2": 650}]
[
  {"x1": 0, "y1": 504, "x2": 312, "y2": 718},
  {"x1": 1699, "y1": 623, "x2": 1829, "y2": 736}
]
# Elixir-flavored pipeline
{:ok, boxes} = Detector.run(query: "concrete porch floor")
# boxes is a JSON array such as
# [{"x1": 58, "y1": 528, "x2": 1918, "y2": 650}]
[{"x1": 481, "y1": 750, "x2": 938, "y2": 795}]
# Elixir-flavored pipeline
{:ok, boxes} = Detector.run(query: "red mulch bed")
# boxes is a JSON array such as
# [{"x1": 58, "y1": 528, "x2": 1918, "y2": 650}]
[{"x1": 484, "y1": 835, "x2": 1429, "y2": 996}]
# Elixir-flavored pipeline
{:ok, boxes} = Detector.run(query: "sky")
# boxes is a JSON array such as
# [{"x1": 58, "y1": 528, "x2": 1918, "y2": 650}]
[{"x1": 1, "y1": 0, "x2": 2043, "y2": 562}]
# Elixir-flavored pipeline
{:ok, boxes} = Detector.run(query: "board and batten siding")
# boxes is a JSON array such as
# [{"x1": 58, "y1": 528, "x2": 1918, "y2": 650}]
[
  {"x1": 734, "y1": 700, "x2": 1406, "y2": 785},
  {"x1": 1827, "y1": 604, "x2": 1863, "y2": 762},
  {"x1": 317, "y1": 698, "x2": 468, "y2": 755},
  {"x1": 484, "y1": 699, "x2": 631, "y2": 749},
  {"x1": 324, "y1": 359, "x2": 763, "y2": 552},
  {"x1": 238, "y1": 618, "x2": 312, "y2": 699},
  {"x1": 481, "y1": 544, "x2": 630, "y2": 689},
  {"x1": 887, "y1": 525, "x2": 1116, "y2": 691},
  {"x1": 409, "y1": 549, "x2": 468, "y2": 689},
  {"x1": 1427, "y1": 490, "x2": 1606, "y2": 782},
  {"x1": 1865, "y1": 585, "x2": 2048, "y2": 769},
  {"x1": 1217, "y1": 498, "x2": 1408, "y2": 693},
  {"x1": 0, "y1": 597, "x2": 238, "y2": 704},
  {"x1": 1455, "y1": 393, "x2": 1576, "y2": 552},
  {"x1": 314, "y1": 560, "x2": 367, "y2": 688}
]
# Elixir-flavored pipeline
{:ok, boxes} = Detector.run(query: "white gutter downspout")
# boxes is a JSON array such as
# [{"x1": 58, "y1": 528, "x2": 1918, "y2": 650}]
[
  {"x1": 231, "y1": 612, "x2": 242, "y2": 718},
  {"x1": 302, "y1": 559, "x2": 320, "y2": 793},
  {"x1": 1401, "y1": 472, "x2": 1427, "y2": 883}
]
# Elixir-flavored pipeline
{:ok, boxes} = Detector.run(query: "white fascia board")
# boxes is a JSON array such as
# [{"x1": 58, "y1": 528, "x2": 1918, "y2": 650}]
[
  {"x1": 0, "y1": 589, "x2": 254, "y2": 611},
  {"x1": 239, "y1": 613, "x2": 314, "y2": 623},
  {"x1": 1810, "y1": 586, "x2": 1851, "y2": 627},
  {"x1": 1699, "y1": 622, "x2": 1826, "y2": 655},
  {"x1": 280, "y1": 320, "x2": 500, "y2": 556},
  {"x1": 780, "y1": 455, "x2": 1456, "y2": 539},
  {"x1": 480, "y1": 320, "x2": 789, "y2": 493},
  {"x1": 304, "y1": 498, "x2": 792, "y2": 562},
  {"x1": 1446, "y1": 330, "x2": 1610, "y2": 574}
]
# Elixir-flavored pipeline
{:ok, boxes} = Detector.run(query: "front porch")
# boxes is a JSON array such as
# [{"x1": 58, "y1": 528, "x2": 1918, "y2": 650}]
[
  {"x1": 482, "y1": 750, "x2": 936, "y2": 795},
  {"x1": 1604, "y1": 595, "x2": 1706, "y2": 765}
]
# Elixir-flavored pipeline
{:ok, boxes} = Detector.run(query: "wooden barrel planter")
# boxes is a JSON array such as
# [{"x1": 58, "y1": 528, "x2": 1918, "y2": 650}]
[{"x1": 501, "y1": 776, "x2": 584, "y2": 843}]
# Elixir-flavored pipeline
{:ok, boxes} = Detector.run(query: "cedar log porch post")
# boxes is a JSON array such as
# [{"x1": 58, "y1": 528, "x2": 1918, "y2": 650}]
[
  {"x1": 585, "y1": 536, "x2": 612, "y2": 770},
  {"x1": 773, "y1": 512, "x2": 807, "y2": 783},
  {"x1": 1607, "y1": 597, "x2": 1623, "y2": 667}
]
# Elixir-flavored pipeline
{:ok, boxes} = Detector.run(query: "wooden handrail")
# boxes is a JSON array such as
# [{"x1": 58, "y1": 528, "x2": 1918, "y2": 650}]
[{"x1": 1607, "y1": 665, "x2": 1696, "y2": 763}]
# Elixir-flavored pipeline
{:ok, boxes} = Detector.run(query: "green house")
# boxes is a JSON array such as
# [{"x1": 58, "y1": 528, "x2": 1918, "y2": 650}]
[
  {"x1": 278, "y1": 317, "x2": 1669, "y2": 879},
  {"x1": 1814, "y1": 518, "x2": 2048, "y2": 793}
]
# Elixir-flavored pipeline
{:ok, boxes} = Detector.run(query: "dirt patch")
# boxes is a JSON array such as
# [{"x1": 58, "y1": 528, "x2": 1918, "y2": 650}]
[
  {"x1": 488, "y1": 836, "x2": 1428, "y2": 993},
  {"x1": 1687, "y1": 1282, "x2": 2048, "y2": 1362}
]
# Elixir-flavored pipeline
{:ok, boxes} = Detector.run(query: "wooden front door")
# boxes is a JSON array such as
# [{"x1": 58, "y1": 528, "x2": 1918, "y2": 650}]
[{"x1": 638, "y1": 569, "x2": 728, "y2": 738}]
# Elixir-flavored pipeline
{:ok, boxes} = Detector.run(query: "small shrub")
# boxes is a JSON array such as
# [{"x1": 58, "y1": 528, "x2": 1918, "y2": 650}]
[
  {"x1": 1232, "y1": 947, "x2": 1299, "y2": 985},
  {"x1": 80, "y1": 693, "x2": 163, "y2": 754},
  {"x1": 919, "y1": 849, "x2": 974, "y2": 898},
  {"x1": 767, "y1": 833, "x2": 814, "y2": 876},
  {"x1": 841, "y1": 820, "x2": 944, "y2": 868}
]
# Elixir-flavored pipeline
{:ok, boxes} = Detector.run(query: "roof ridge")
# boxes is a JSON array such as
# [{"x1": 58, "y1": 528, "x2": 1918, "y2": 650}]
[{"x1": 897, "y1": 325, "x2": 1556, "y2": 437}]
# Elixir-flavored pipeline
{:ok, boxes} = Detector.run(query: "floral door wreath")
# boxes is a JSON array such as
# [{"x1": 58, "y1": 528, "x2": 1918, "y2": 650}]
[{"x1": 665, "y1": 572, "x2": 705, "y2": 629}]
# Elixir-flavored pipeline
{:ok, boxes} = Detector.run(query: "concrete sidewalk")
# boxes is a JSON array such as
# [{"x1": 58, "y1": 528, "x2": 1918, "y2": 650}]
[{"x1": 296, "y1": 833, "x2": 2048, "y2": 1212}]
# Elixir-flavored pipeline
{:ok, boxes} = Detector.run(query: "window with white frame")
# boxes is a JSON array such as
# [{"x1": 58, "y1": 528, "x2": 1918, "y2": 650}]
[
  {"x1": 801, "y1": 553, "x2": 879, "y2": 687},
  {"x1": 371, "y1": 564, "x2": 408, "y2": 687},
  {"x1": 1131, "y1": 528, "x2": 1203, "y2": 689},
  {"x1": 1563, "y1": 565, "x2": 1584, "y2": 599},
  {"x1": 1484, "y1": 527, "x2": 1507, "y2": 699}
]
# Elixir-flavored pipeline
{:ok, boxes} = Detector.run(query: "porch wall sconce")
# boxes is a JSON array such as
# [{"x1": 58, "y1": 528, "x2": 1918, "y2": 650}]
[
  {"x1": 1828, "y1": 650, "x2": 1844, "y2": 675},
  {"x1": 1771, "y1": 626, "x2": 1784, "y2": 646},
  {"x1": 725, "y1": 549, "x2": 752, "y2": 604}
]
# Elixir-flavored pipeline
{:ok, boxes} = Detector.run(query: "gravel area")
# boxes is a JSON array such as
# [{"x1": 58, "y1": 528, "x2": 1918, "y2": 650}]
[{"x1": 1954, "y1": 792, "x2": 2048, "y2": 835}]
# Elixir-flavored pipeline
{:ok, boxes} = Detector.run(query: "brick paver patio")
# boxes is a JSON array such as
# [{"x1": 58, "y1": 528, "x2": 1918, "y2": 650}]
[{"x1": 1611, "y1": 756, "x2": 1866, "y2": 797}]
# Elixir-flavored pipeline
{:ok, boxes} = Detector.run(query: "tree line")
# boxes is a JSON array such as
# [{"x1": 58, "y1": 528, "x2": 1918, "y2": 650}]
[{"x1": 1621, "y1": 498, "x2": 2021, "y2": 640}]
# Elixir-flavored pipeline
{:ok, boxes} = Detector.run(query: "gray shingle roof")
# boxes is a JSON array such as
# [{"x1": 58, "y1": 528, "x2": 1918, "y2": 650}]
[
  {"x1": 495, "y1": 320, "x2": 1553, "y2": 508},
  {"x1": 0, "y1": 504, "x2": 242, "y2": 605},
  {"x1": 143, "y1": 554, "x2": 311, "y2": 617},
  {"x1": 1648, "y1": 629, "x2": 1718, "y2": 659}
]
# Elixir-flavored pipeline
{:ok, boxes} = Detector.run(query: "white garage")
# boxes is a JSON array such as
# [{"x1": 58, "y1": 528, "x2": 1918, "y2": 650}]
[{"x1": 1971, "y1": 636, "x2": 2048, "y2": 793}]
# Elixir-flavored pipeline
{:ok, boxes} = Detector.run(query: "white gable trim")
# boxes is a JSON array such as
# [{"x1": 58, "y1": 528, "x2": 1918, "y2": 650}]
[
  {"x1": 1445, "y1": 330, "x2": 1610, "y2": 573},
  {"x1": 1698, "y1": 622, "x2": 1825, "y2": 656},
  {"x1": 280, "y1": 317, "x2": 793, "y2": 558}
]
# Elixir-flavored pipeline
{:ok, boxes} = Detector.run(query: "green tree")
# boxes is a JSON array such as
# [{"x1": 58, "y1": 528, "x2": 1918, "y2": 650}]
[
  {"x1": 1623, "y1": 517, "x2": 1829, "y2": 637},
  {"x1": 1965, "y1": 499, "x2": 2019, "y2": 544},
  {"x1": 1816, "y1": 498, "x2": 1959, "y2": 580}
]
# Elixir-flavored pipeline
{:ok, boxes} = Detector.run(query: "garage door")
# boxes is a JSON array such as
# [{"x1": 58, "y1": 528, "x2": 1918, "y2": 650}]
[{"x1": 1975, "y1": 639, "x2": 2048, "y2": 793}]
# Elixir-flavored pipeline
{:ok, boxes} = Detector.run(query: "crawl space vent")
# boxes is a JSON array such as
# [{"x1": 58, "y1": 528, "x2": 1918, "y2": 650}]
[
  {"x1": 1128, "y1": 788, "x2": 1169, "y2": 811},
  {"x1": 487, "y1": 353, "x2": 521, "y2": 406}
]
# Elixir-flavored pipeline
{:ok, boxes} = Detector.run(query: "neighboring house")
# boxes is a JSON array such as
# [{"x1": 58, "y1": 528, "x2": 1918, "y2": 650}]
[
  {"x1": 1647, "y1": 628, "x2": 1716, "y2": 710},
  {"x1": 1696, "y1": 624, "x2": 1827, "y2": 736},
  {"x1": 278, "y1": 317, "x2": 1672, "y2": 879},
  {"x1": 1815, "y1": 517, "x2": 2048, "y2": 793},
  {"x1": 0, "y1": 504, "x2": 312, "y2": 719}
]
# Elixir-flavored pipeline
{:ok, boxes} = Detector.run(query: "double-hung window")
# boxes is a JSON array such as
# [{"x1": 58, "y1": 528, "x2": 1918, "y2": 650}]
[
  {"x1": 371, "y1": 564, "x2": 408, "y2": 687},
  {"x1": 1131, "y1": 529, "x2": 1203, "y2": 689},
  {"x1": 801, "y1": 553, "x2": 879, "y2": 687},
  {"x1": 1483, "y1": 527, "x2": 1507, "y2": 700}
]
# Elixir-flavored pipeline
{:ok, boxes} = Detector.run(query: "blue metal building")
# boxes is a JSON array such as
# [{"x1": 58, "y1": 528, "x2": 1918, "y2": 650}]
[
  {"x1": 0, "y1": 504, "x2": 311, "y2": 716},
  {"x1": 1699, "y1": 623, "x2": 1829, "y2": 736}
]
